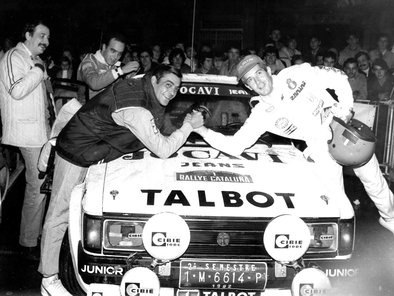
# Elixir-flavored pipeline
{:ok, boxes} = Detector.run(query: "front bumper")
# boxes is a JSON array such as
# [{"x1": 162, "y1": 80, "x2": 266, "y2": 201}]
[{"x1": 76, "y1": 242, "x2": 357, "y2": 295}]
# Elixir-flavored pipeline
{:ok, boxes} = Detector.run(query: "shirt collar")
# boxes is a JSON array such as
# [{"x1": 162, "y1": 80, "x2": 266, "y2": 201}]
[
  {"x1": 21, "y1": 42, "x2": 34, "y2": 58},
  {"x1": 94, "y1": 50, "x2": 107, "y2": 65},
  {"x1": 94, "y1": 50, "x2": 121, "y2": 67}
]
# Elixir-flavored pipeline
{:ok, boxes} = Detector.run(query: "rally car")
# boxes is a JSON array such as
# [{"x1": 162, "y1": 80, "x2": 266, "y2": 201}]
[{"x1": 59, "y1": 74, "x2": 356, "y2": 296}]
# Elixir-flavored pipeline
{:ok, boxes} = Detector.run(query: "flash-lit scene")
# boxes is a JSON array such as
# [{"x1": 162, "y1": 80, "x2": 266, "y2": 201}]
[{"x1": 0, "y1": 1, "x2": 394, "y2": 296}]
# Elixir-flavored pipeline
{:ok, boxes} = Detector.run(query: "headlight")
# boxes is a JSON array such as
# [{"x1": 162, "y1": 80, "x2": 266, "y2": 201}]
[
  {"x1": 103, "y1": 220, "x2": 145, "y2": 251},
  {"x1": 338, "y1": 218, "x2": 355, "y2": 256},
  {"x1": 83, "y1": 214, "x2": 103, "y2": 253},
  {"x1": 307, "y1": 223, "x2": 338, "y2": 253}
]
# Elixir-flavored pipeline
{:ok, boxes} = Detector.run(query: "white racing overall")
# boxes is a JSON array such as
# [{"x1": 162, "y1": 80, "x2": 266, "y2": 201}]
[{"x1": 202, "y1": 63, "x2": 394, "y2": 221}]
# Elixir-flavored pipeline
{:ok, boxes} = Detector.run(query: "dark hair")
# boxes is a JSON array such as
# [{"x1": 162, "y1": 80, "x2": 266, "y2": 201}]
[
  {"x1": 103, "y1": 32, "x2": 127, "y2": 47},
  {"x1": 323, "y1": 50, "x2": 337, "y2": 60},
  {"x1": 22, "y1": 20, "x2": 47, "y2": 40},
  {"x1": 355, "y1": 51, "x2": 370, "y2": 61},
  {"x1": 343, "y1": 57, "x2": 357, "y2": 67},
  {"x1": 264, "y1": 46, "x2": 279, "y2": 58},
  {"x1": 59, "y1": 56, "x2": 71, "y2": 64},
  {"x1": 377, "y1": 33, "x2": 390, "y2": 42},
  {"x1": 169, "y1": 48, "x2": 186, "y2": 63},
  {"x1": 152, "y1": 64, "x2": 182, "y2": 81},
  {"x1": 213, "y1": 51, "x2": 225, "y2": 60},
  {"x1": 139, "y1": 48, "x2": 153, "y2": 58},
  {"x1": 240, "y1": 48, "x2": 250, "y2": 57},
  {"x1": 198, "y1": 51, "x2": 213, "y2": 66},
  {"x1": 291, "y1": 54, "x2": 304, "y2": 65},
  {"x1": 372, "y1": 58, "x2": 389, "y2": 70},
  {"x1": 227, "y1": 45, "x2": 240, "y2": 52}
]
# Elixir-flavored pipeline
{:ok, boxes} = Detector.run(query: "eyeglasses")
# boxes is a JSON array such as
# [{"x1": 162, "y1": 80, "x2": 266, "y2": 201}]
[{"x1": 140, "y1": 55, "x2": 150, "y2": 58}]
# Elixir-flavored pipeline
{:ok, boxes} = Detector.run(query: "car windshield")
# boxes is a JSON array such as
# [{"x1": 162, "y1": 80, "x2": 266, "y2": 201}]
[{"x1": 161, "y1": 74, "x2": 252, "y2": 138}]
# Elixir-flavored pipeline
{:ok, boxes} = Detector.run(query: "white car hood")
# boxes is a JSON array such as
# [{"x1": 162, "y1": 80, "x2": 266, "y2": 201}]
[{"x1": 83, "y1": 144, "x2": 345, "y2": 218}]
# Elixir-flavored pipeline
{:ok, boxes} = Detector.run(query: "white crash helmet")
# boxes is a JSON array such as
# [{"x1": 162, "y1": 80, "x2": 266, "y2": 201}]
[{"x1": 328, "y1": 116, "x2": 376, "y2": 167}]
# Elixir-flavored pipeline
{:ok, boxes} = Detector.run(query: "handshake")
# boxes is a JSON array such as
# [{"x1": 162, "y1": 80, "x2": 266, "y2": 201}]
[{"x1": 183, "y1": 105, "x2": 211, "y2": 130}]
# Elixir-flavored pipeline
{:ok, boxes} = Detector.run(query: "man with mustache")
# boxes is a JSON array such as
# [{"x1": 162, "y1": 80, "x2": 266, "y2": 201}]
[{"x1": 0, "y1": 20, "x2": 53, "y2": 260}]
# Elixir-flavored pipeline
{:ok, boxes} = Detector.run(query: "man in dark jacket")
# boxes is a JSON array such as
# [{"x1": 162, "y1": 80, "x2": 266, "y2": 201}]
[{"x1": 38, "y1": 64, "x2": 203, "y2": 296}]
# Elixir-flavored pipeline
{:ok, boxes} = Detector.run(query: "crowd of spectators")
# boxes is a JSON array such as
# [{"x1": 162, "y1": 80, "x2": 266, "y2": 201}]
[
  {"x1": 2, "y1": 28, "x2": 394, "y2": 104},
  {"x1": 1, "y1": 19, "x2": 394, "y2": 296}
]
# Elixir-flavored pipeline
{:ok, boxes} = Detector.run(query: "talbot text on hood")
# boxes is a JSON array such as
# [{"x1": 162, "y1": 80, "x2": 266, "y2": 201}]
[{"x1": 141, "y1": 189, "x2": 295, "y2": 208}]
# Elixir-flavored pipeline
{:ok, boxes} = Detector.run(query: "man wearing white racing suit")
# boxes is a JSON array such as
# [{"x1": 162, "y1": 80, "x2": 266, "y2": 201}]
[{"x1": 195, "y1": 55, "x2": 394, "y2": 234}]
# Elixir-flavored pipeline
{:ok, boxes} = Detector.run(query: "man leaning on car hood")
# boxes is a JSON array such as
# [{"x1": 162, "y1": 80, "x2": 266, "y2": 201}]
[{"x1": 38, "y1": 64, "x2": 204, "y2": 296}]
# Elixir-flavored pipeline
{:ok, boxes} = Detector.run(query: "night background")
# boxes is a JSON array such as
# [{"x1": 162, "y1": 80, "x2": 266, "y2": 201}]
[
  {"x1": 1, "y1": 0, "x2": 394, "y2": 60},
  {"x1": 1, "y1": 1, "x2": 394, "y2": 296}
]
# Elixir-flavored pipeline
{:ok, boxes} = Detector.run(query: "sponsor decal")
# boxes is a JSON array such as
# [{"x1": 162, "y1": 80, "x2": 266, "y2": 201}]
[
  {"x1": 275, "y1": 117, "x2": 289, "y2": 129},
  {"x1": 289, "y1": 80, "x2": 306, "y2": 101},
  {"x1": 181, "y1": 162, "x2": 244, "y2": 169},
  {"x1": 151, "y1": 232, "x2": 181, "y2": 247},
  {"x1": 240, "y1": 57, "x2": 254, "y2": 67},
  {"x1": 320, "y1": 107, "x2": 332, "y2": 124},
  {"x1": 320, "y1": 195, "x2": 329, "y2": 205},
  {"x1": 299, "y1": 283, "x2": 327, "y2": 295},
  {"x1": 286, "y1": 78, "x2": 297, "y2": 90},
  {"x1": 125, "y1": 283, "x2": 154, "y2": 296},
  {"x1": 141, "y1": 189, "x2": 295, "y2": 208},
  {"x1": 176, "y1": 171, "x2": 253, "y2": 183},
  {"x1": 110, "y1": 190, "x2": 119, "y2": 200},
  {"x1": 122, "y1": 149, "x2": 286, "y2": 163},
  {"x1": 275, "y1": 118, "x2": 297, "y2": 135},
  {"x1": 80, "y1": 264, "x2": 124, "y2": 275},
  {"x1": 150, "y1": 118, "x2": 159, "y2": 134},
  {"x1": 179, "y1": 86, "x2": 220, "y2": 96},
  {"x1": 312, "y1": 99, "x2": 324, "y2": 116},
  {"x1": 274, "y1": 234, "x2": 303, "y2": 249},
  {"x1": 320, "y1": 234, "x2": 334, "y2": 240},
  {"x1": 326, "y1": 268, "x2": 358, "y2": 277},
  {"x1": 217, "y1": 232, "x2": 230, "y2": 246},
  {"x1": 229, "y1": 89, "x2": 249, "y2": 95}
]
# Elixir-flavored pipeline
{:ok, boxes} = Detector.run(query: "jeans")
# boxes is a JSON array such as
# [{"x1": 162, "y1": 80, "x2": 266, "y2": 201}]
[
  {"x1": 38, "y1": 154, "x2": 87, "y2": 277},
  {"x1": 19, "y1": 147, "x2": 46, "y2": 247}
]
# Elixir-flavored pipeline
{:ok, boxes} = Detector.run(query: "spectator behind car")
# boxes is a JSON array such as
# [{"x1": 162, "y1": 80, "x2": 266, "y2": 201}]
[
  {"x1": 195, "y1": 52, "x2": 218, "y2": 74},
  {"x1": 77, "y1": 32, "x2": 140, "y2": 101},
  {"x1": 343, "y1": 57, "x2": 367, "y2": 101},
  {"x1": 169, "y1": 48, "x2": 191, "y2": 73},
  {"x1": 368, "y1": 58, "x2": 394, "y2": 102}
]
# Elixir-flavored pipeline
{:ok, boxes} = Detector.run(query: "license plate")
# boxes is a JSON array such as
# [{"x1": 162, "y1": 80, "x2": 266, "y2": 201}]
[{"x1": 179, "y1": 260, "x2": 267, "y2": 290}]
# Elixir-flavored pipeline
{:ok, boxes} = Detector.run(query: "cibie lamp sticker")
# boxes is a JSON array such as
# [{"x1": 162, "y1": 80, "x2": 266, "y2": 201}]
[
  {"x1": 142, "y1": 212, "x2": 191, "y2": 261},
  {"x1": 291, "y1": 268, "x2": 332, "y2": 296},
  {"x1": 263, "y1": 214, "x2": 311, "y2": 263},
  {"x1": 120, "y1": 267, "x2": 160, "y2": 296}
]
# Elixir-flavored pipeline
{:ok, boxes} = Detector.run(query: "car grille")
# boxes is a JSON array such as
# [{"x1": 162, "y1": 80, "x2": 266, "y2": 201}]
[
  {"x1": 184, "y1": 216, "x2": 269, "y2": 258},
  {"x1": 101, "y1": 214, "x2": 339, "y2": 259}
]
